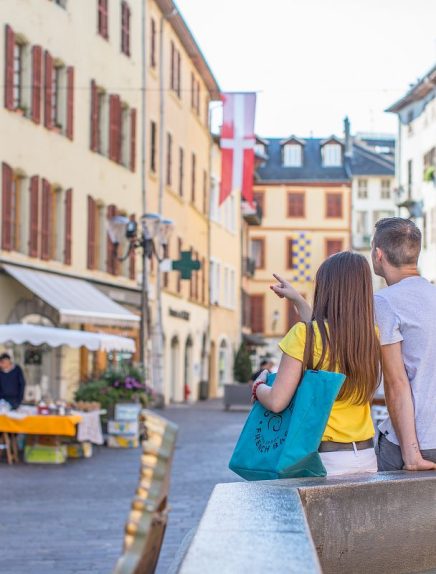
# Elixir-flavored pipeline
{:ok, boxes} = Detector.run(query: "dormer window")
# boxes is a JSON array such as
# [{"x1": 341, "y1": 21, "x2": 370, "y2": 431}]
[
  {"x1": 283, "y1": 143, "x2": 302, "y2": 167},
  {"x1": 255, "y1": 143, "x2": 265, "y2": 156},
  {"x1": 322, "y1": 143, "x2": 342, "y2": 167}
]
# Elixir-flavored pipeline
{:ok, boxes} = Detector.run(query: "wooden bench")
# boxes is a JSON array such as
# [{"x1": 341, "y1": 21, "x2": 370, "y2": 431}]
[{"x1": 113, "y1": 410, "x2": 178, "y2": 574}]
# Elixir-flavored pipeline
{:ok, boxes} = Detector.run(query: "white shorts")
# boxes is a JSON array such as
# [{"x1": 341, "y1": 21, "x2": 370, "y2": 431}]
[{"x1": 320, "y1": 447, "x2": 377, "y2": 476}]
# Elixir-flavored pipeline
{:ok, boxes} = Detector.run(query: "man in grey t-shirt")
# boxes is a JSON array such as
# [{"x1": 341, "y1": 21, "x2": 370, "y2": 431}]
[{"x1": 372, "y1": 217, "x2": 436, "y2": 471}]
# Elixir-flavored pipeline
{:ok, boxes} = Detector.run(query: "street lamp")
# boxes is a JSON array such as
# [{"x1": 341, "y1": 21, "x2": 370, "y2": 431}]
[{"x1": 107, "y1": 213, "x2": 174, "y2": 391}]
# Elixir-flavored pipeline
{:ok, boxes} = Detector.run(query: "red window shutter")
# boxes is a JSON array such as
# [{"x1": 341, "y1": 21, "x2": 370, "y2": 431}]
[
  {"x1": 109, "y1": 95, "x2": 121, "y2": 162},
  {"x1": 29, "y1": 176, "x2": 39, "y2": 257},
  {"x1": 66, "y1": 67, "x2": 74, "y2": 140},
  {"x1": 1, "y1": 163, "x2": 13, "y2": 250},
  {"x1": 130, "y1": 108, "x2": 136, "y2": 172},
  {"x1": 44, "y1": 51, "x2": 54, "y2": 129},
  {"x1": 87, "y1": 195, "x2": 96, "y2": 269},
  {"x1": 106, "y1": 204, "x2": 117, "y2": 274},
  {"x1": 90, "y1": 80, "x2": 99, "y2": 151},
  {"x1": 40, "y1": 179, "x2": 51, "y2": 260},
  {"x1": 98, "y1": 0, "x2": 109, "y2": 39},
  {"x1": 64, "y1": 188, "x2": 72, "y2": 264},
  {"x1": 250, "y1": 295, "x2": 264, "y2": 334},
  {"x1": 4, "y1": 25, "x2": 15, "y2": 110},
  {"x1": 31, "y1": 46, "x2": 42, "y2": 124}
]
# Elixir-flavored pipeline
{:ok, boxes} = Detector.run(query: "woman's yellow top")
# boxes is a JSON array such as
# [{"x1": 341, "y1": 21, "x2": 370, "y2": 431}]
[{"x1": 279, "y1": 321, "x2": 374, "y2": 443}]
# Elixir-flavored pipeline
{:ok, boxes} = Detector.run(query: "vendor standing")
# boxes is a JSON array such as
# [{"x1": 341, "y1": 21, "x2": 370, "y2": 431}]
[{"x1": 0, "y1": 353, "x2": 26, "y2": 409}]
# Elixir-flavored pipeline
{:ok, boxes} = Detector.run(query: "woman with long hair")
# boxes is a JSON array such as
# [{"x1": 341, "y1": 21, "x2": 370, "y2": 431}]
[{"x1": 252, "y1": 252, "x2": 381, "y2": 476}]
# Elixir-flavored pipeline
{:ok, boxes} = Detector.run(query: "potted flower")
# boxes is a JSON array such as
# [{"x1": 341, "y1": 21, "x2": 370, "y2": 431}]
[{"x1": 224, "y1": 343, "x2": 253, "y2": 410}]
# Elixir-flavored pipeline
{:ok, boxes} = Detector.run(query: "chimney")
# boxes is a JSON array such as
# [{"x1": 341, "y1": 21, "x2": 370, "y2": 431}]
[{"x1": 344, "y1": 116, "x2": 353, "y2": 158}]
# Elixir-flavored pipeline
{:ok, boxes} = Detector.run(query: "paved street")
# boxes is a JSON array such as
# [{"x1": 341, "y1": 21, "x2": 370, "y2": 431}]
[{"x1": 0, "y1": 401, "x2": 247, "y2": 574}]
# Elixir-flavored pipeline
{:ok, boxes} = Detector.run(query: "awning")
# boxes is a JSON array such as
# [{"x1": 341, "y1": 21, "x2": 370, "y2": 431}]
[
  {"x1": 0, "y1": 324, "x2": 135, "y2": 352},
  {"x1": 3, "y1": 265, "x2": 140, "y2": 328}
]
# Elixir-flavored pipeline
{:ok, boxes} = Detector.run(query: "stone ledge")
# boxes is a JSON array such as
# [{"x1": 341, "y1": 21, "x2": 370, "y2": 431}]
[{"x1": 177, "y1": 471, "x2": 436, "y2": 574}]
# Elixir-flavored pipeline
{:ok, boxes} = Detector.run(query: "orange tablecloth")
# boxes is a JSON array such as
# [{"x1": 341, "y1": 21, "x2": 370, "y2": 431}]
[{"x1": 0, "y1": 414, "x2": 82, "y2": 436}]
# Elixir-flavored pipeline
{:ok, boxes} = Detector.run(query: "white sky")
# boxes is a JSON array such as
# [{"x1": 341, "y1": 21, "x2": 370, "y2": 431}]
[{"x1": 175, "y1": 0, "x2": 436, "y2": 139}]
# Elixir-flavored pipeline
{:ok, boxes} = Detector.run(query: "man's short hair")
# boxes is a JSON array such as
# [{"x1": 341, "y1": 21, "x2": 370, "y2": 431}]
[
  {"x1": 0, "y1": 353, "x2": 11, "y2": 361},
  {"x1": 374, "y1": 217, "x2": 421, "y2": 267},
  {"x1": 260, "y1": 360, "x2": 269, "y2": 367}
]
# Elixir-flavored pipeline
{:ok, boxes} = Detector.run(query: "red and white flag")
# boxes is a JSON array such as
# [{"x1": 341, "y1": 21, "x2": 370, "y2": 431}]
[{"x1": 219, "y1": 92, "x2": 256, "y2": 205}]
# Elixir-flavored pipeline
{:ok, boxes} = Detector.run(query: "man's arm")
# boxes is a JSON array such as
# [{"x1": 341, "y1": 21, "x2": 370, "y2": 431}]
[{"x1": 381, "y1": 343, "x2": 436, "y2": 471}]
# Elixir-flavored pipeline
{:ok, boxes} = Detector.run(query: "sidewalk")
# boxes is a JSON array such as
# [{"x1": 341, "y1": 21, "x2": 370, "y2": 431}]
[{"x1": 0, "y1": 400, "x2": 247, "y2": 574}]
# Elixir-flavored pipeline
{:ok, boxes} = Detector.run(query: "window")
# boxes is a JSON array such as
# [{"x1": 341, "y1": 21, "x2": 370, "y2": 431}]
[
  {"x1": 9, "y1": 173, "x2": 27, "y2": 254},
  {"x1": 5, "y1": 27, "x2": 38, "y2": 119},
  {"x1": 203, "y1": 170, "x2": 208, "y2": 215},
  {"x1": 166, "y1": 132, "x2": 172, "y2": 186},
  {"x1": 287, "y1": 238, "x2": 295, "y2": 269},
  {"x1": 326, "y1": 193, "x2": 343, "y2": 218},
  {"x1": 191, "y1": 153, "x2": 196, "y2": 203},
  {"x1": 287, "y1": 192, "x2": 305, "y2": 217},
  {"x1": 283, "y1": 144, "x2": 302, "y2": 167},
  {"x1": 170, "y1": 41, "x2": 181, "y2": 98},
  {"x1": 381, "y1": 179, "x2": 391, "y2": 199},
  {"x1": 121, "y1": 1, "x2": 131, "y2": 56},
  {"x1": 255, "y1": 143, "x2": 265, "y2": 156},
  {"x1": 150, "y1": 121, "x2": 157, "y2": 173},
  {"x1": 191, "y1": 73, "x2": 200, "y2": 114},
  {"x1": 52, "y1": 187, "x2": 66, "y2": 262},
  {"x1": 322, "y1": 143, "x2": 342, "y2": 166},
  {"x1": 98, "y1": 0, "x2": 109, "y2": 39},
  {"x1": 97, "y1": 89, "x2": 109, "y2": 155},
  {"x1": 230, "y1": 269, "x2": 235, "y2": 308},
  {"x1": 210, "y1": 177, "x2": 219, "y2": 222},
  {"x1": 250, "y1": 294, "x2": 264, "y2": 334},
  {"x1": 44, "y1": 52, "x2": 74, "y2": 137},
  {"x1": 424, "y1": 147, "x2": 436, "y2": 170},
  {"x1": 357, "y1": 179, "x2": 368, "y2": 199},
  {"x1": 177, "y1": 237, "x2": 182, "y2": 293},
  {"x1": 13, "y1": 41, "x2": 24, "y2": 110},
  {"x1": 178, "y1": 147, "x2": 184, "y2": 197},
  {"x1": 150, "y1": 18, "x2": 157, "y2": 68},
  {"x1": 254, "y1": 191, "x2": 264, "y2": 216},
  {"x1": 326, "y1": 239, "x2": 344, "y2": 257},
  {"x1": 251, "y1": 238, "x2": 265, "y2": 269}
]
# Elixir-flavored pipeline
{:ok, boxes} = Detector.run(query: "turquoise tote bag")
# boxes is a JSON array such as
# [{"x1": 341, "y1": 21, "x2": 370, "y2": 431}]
[{"x1": 229, "y1": 369, "x2": 346, "y2": 481}]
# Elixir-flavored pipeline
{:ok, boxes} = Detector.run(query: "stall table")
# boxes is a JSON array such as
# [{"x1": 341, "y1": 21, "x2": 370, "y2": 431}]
[{"x1": 0, "y1": 411, "x2": 84, "y2": 464}]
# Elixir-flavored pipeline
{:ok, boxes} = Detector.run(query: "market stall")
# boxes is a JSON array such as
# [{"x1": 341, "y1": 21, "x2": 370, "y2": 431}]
[{"x1": 0, "y1": 323, "x2": 135, "y2": 464}]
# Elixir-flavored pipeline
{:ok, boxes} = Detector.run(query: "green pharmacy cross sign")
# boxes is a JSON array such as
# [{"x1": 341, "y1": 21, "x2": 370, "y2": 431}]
[{"x1": 172, "y1": 251, "x2": 201, "y2": 280}]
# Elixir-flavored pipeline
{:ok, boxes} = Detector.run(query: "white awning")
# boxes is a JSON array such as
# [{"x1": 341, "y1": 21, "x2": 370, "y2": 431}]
[
  {"x1": 0, "y1": 324, "x2": 136, "y2": 352},
  {"x1": 3, "y1": 265, "x2": 140, "y2": 328}
]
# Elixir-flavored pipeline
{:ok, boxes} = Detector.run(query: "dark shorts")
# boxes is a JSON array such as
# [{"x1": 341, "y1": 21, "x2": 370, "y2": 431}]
[{"x1": 375, "y1": 432, "x2": 436, "y2": 471}]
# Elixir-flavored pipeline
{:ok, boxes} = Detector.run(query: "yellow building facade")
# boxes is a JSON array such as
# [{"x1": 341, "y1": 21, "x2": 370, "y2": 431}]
[
  {"x1": 0, "y1": 0, "x2": 143, "y2": 401},
  {"x1": 143, "y1": 0, "x2": 221, "y2": 402}
]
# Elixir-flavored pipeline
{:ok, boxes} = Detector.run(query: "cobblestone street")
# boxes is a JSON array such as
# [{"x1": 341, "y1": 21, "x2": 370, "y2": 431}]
[{"x1": 0, "y1": 400, "x2": 246, "y2": 574}]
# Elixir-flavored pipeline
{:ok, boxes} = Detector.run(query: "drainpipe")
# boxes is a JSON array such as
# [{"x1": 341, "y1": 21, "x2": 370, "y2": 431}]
[
  {"x1": 150, "y1": 11, "x2": 166, "y2": 403},
  {"x1": 139, "y1": 0, "x2": 151, "y2": 381}
]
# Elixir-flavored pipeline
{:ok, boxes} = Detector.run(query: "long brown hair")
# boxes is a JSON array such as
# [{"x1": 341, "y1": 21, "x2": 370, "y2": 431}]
[{"x1": 310, "y1": 251, "x2": 381, "y2": 404}]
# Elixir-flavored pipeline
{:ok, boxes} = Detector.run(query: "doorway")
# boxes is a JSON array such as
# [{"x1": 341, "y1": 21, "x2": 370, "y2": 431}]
[
  {"x1": 170, "y1": 336, "x2": 180, "y2": 402},
  {"x1": 184, "y1": 335, "x2": 193, "y2": 401}
]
